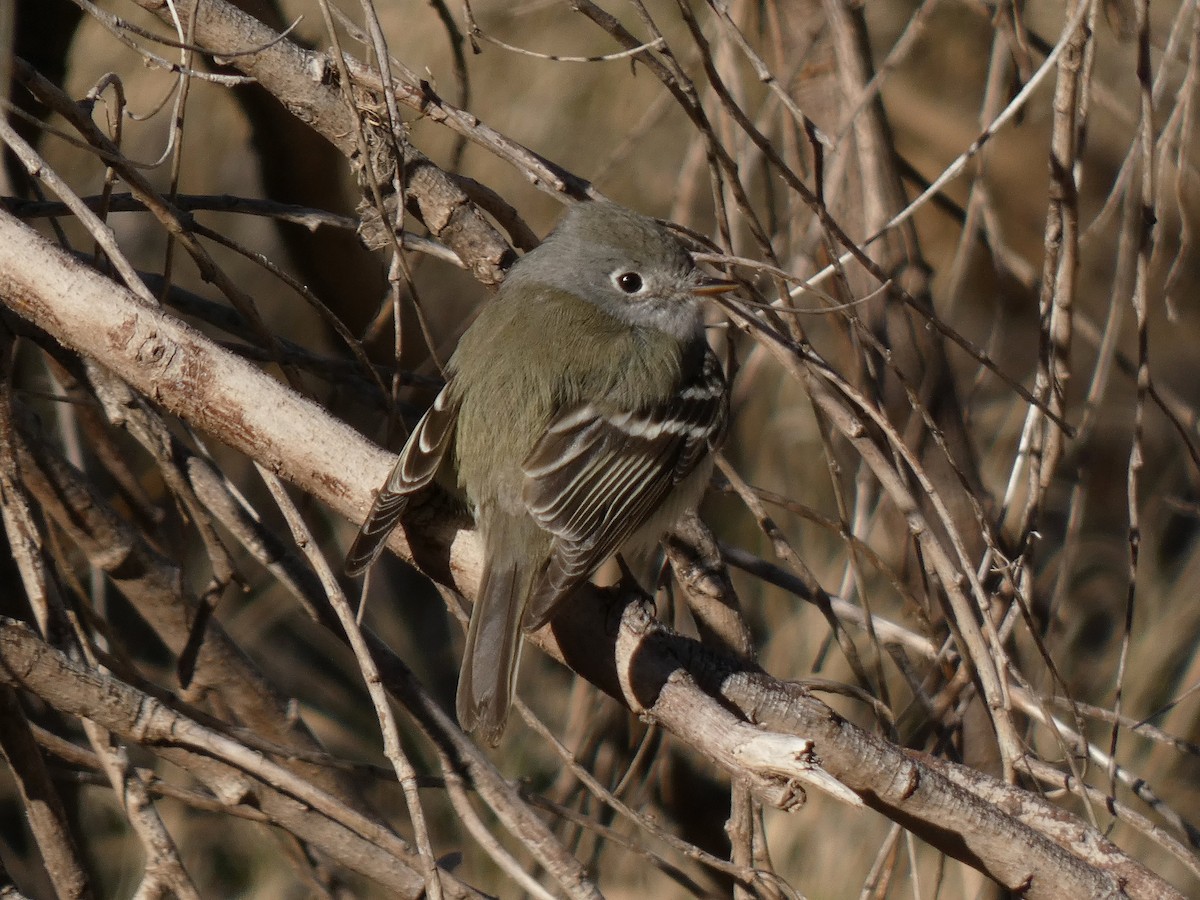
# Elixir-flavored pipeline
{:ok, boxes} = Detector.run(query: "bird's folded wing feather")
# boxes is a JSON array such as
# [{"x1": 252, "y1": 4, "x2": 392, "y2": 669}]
[
  {"x1": 521, "y1": 350, "x2": 727, "y2": 630},
  {"x1": 344, "y1": 384, "x2": 460, "y2": 575}
]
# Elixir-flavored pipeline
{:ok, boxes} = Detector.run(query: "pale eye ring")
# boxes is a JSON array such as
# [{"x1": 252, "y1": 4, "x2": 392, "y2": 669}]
[{"x1": 614, "y1": 271, "x2": 644, "y2": 294}]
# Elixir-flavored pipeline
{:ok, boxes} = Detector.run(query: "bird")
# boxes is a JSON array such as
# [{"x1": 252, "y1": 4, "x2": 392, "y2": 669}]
[{"x1": 345, "y1": 200, "x2": 735, "y2": 744}]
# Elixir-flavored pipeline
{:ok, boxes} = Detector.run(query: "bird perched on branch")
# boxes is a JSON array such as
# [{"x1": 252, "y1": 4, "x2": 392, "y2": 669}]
[{"x1": 347, "y1": 201, "x2": 736, "y2": 744}]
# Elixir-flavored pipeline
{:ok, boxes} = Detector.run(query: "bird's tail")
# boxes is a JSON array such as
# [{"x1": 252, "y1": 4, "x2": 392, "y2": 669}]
[{"x1": 456, "y1": 529, "x2": 541, "y2": 745}]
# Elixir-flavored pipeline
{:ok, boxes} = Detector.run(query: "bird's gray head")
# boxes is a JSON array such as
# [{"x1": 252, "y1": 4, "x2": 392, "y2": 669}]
[{"x1": 506, "y1": 202, "x2": 724, "y2": 340}]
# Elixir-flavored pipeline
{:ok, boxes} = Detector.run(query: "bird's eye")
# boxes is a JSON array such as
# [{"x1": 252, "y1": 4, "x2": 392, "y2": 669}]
[{"x1": 615, "y1": 272, "x2": 644, "y2": 294}]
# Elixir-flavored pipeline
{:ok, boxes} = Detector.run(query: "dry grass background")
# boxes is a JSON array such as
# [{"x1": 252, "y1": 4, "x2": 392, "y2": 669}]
[{"x1": 2, "y1": 0, "x2": 1200, "y2": 897}]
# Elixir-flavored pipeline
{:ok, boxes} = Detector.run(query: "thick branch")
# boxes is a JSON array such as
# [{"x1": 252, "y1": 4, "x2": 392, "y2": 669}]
[
  {"x1": 0, "y1": 618, "x2": 480, "y2": 898},
  {"x1": 124, "y1": 0, "x2": 511, "y2": 284},
  {"x1": 0, "y1": 209, "x2": 1182, "y2": 898}
]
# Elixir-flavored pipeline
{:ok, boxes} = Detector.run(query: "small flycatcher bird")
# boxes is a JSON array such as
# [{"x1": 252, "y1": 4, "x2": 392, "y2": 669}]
[{"x1": 346, "y1": 201, "x2": 735, "y2": 744}]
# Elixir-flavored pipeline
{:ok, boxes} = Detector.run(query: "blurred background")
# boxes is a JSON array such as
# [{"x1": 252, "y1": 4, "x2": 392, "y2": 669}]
[{"x1": 3, "y1": 0, "x2": 1200, "y2": 896}]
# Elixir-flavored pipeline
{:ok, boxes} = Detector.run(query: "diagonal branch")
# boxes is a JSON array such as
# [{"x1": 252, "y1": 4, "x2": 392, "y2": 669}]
[{"x1": 0, "y1": 196, "x2": 1181, "y2": 900}]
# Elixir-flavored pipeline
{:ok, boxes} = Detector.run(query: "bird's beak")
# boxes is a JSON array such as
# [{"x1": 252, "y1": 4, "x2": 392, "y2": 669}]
[{"x1": 691, "y1": 276, "x2": 739, "y2": 296}]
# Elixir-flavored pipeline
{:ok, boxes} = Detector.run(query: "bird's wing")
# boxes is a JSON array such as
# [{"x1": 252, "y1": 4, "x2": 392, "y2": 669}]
[
  {"x1": 344, "y1": 384, "x2": 460, "y2": 575},
  {"x1": 520, "y1": 349, "x2": 726, "y2": 630}
]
